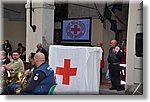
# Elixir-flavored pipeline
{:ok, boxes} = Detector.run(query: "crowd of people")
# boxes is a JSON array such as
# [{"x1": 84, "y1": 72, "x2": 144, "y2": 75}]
[
  {"x1": 1, "y1": 40, "x2": 26, "y2": 61},
  {"x1": 0, "y1": 39, "x2": 126, "y2": 94},
  {"x1": 0, "y1": 40, "x2": 56, "y2": 95}
]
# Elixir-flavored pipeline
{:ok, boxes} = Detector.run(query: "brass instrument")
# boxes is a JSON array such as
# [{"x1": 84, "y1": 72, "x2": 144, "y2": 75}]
[
  {"x1": 4, "y1": 68, "x2": 30, "y2": 94},
  {"x1": 15, "y1": 72, "x2": 26, "y2": 93},
  {"x1": 5, "y1": 71, "x2": 28, "y2": 93},
  {"x1": 5, "y1": 71, "x2": 26, "y2": 84},
  {"x1": 5, "y1": 70, "x2": 18, "y2": 84}
]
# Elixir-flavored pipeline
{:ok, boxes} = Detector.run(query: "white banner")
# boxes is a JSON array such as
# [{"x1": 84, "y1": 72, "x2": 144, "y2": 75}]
[{"x1": 49, "y1": 45, "x2": 102, "y2": 94}]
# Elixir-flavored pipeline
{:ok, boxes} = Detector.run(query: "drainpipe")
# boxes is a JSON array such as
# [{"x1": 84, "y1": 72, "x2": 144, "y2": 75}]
[{"x1": 30, "y1": 0, "x2": 36, "y2": 32}]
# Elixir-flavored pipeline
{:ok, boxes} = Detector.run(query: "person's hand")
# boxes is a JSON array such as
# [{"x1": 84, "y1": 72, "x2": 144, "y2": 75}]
[
  {"x1": 2, "y1": 64, "x2": 11, "y2": 70},
  {"x1": 2, "y1": 64, "x2": 6, "y2": 68},
  {"x1": 112, "y1": 48, "x2": 116, "y2": 53},
  {"x1": 16, "y1": 89, "x2": 21, "y2": 94},
  {"x1": 25, "y1": 69, "x2": 32, "y2": 76},
  {"x1": 16, "y1": 80, "x2": 21, "y2": 84},
  {"x1": 1, "y1": 66, "x2": 6, "y2": 72},
  {"x1": 2, "y1": 65, "x2": 9, "y2": 71}
]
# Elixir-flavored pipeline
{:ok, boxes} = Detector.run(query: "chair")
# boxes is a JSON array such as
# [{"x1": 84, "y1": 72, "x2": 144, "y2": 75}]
[{"x1": 48, "y1": 85, "x2": 56, "y2": 95}]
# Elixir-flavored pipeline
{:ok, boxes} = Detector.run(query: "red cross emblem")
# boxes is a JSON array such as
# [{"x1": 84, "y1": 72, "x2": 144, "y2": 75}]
[
  {"x1": 71, "y1": 25, "x2": 80, "y2": 34},
  {"x1": 56, "y1": 59, "x2": 77, "y2": 85}
]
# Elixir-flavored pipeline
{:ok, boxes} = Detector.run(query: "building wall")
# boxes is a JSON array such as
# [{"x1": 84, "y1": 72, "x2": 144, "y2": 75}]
[
  {"x1": 92, "y1": 19, "x2": 115, "y2": 72},
  {"x1": 126, "y1": 1, "x2": 143, "y2": 92},
  {"x1": 0, "y1": 2, "x2": 2, "y2": 45},
  {"x1": 3, "y1": 18, "x2": 26, "y2": 51},
  {"x1": 68, "y1": 3, "x2": 104, "y2": 19},
  {"x1": 67, "y1": 3, "x2": 117, "y2": 72},
  {"x1": 91, "y1": 19, "x2": 103, "y2": 47},
  {"x1": 25, "y1": 1, "x2": 55, "y2": 61}
]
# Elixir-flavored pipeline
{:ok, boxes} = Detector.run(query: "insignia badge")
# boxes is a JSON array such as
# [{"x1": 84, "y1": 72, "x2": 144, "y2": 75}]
[
  {"x1": 47, "y1": 67, "x2": 51, "y2": 70},
  {"x1": 34, "y1": 76, "x2": 39, "y2": 81},
  {"x1": 66, "y1": 20, "x2": 86, "y2": 39},
  {"x1": 47, "y1": 66, "x2": 53, "y2": 71}
]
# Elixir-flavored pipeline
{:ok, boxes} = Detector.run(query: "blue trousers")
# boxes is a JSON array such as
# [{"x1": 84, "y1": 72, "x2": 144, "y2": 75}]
[{"x1": 7, "y1": 82, "x2": 17, "y2": 94}]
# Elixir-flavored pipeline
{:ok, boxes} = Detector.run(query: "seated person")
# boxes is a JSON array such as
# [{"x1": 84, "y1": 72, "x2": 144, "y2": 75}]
[
  {"x1": 17, "y1": 43, "x2": 26, "y2": 61},
  {"x1": 0, "y1": 50, "x2": 10, "y2": 65},
  {"x1": 8, "y1": 52, "x2": 56, "y2": 95},
  {"x1": 0, "y1": 50, "x2": 11, "y2": 94},
  {"x1": 7, "y1": 52, "x2": 36, "y2": 94},
  {"x1": 27, "y1": 52, "x2": 36, "y2": 75},
  {"x1": 0, "y1": 50, "x2": 10, "y2": 72},
  {"x1": 1, "y1": 40, "x2": 12, "y2": 56},
  {"x1": 2, "y1": 51, "x2": 25, "y2": 83},
  {"x1": 22, "y1": 52, "x2": 36, "y2": 88}
]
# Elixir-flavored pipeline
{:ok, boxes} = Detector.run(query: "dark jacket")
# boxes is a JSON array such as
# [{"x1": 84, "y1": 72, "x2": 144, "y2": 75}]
[
  {"x1": 32, "y1": 64, "x2": 56, "y2": 94},
  {"x1": 20, "y1": 63, "x2": 56, "y2": 95},
  {"x1": 1, "y1": 43, "x2": 12, "y2": 55},
  {"x1": 0, "y1": 57, "x2": 10, "y2": 65},
  {"x1": 107, "y1": 46, "x2": 124, "y2": 63},
  {"x1": 36, "y1": 48, "x2": 48, "y2": 61}
]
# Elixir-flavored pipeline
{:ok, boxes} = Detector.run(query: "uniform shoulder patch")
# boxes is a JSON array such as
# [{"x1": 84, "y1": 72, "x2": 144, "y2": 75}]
[
  {"x1": 47, "y1": 67, "x2": 51, "y2": 70},
  {"x1": 34, "y1": 73, "x2": 39, "y2": 81},
  {"x1": 34, "y1": 75, "x2": 39, "y2": 81},
  {"x1": 47, "y1": 66, "x2": 53, "y2": 71}
]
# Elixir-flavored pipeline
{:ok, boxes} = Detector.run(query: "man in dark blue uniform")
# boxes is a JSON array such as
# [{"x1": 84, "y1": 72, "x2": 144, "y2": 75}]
[
  {"x1": 16, "y1": 52, "x2": 56, "y2": 95},
  {"x1": 107, "y1": 40, "x2": 124, "y2": 91}
]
